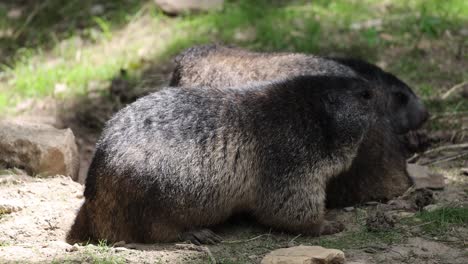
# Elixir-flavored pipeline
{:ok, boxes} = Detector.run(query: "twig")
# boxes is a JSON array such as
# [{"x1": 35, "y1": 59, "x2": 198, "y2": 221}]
[
  {"x1": 222, "y1": 234, "x2": 271, "y2": 244},
  {"x1": 288, "y1": 234, "x2": 302, "y2": 245},
  {"x1": 407, "y1": 143, "x2": 468, "y2": 163},
  {"x1": 441, "y1": 81, "x2": 468, "y2": 100},
  {"x1": 407, "y1": 153, "x2": 419, "y2": 163},
  {"x1": 421, "y1": 151, "x2": 468, "y2": 165},
  {"x1": 420, "y1": 143, "x2": 468, "y2": 156}
]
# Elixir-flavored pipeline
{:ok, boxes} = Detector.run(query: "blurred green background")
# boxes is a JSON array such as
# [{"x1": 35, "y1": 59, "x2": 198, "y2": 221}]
[{"x1": 0, "y1": 0, "x2": 466, "y2": 122}]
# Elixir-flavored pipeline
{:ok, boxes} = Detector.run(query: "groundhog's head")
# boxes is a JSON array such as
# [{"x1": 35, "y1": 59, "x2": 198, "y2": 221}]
[
  {"x1": 319, "y1": 77, "x2": 379, "y2": 148},
  {"x1": 284, "y1": 76, "x2": 379, "y2": 150},
  {"x1": 329, "y1": 58, "x2": 429, "y2": 134}
]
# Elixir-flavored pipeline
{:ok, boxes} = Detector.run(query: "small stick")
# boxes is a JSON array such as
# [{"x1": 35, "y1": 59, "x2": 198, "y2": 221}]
[
  {"x1": 222, "y1": 234, "x2": 271, "y2": 244},
  {"x1": 407, "y1": 153, "x2": 419, "y2": 163},
  {"x1": 422, "y1": 151, "x2": 468, "y2": 165},
  {"x1": 288, "y1": 234, "x2": 302, "y2": 245},
  {"x1": 407, "y1": 143, "x2": 468, "y2": 163},
  {"x1": 420, "y1": 143, "x2": 468, "y2": 156},
  {"x1": 441, "y1": 81, "x2": 468, "y2": 100}
]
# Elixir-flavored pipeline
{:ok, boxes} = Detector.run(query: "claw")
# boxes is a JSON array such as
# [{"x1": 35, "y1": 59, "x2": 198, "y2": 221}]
[{"x1": 180, "y1": 229, "x2": 222, "y2": 245}]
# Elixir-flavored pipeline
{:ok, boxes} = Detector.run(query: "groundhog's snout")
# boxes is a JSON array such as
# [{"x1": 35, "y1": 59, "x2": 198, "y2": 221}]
[
  {"x1": 418, "y1": 105, "x2": 430, "y2": 126},
  {"x1": 408, "y1": 98, "x2": 430, "y2": 131}
]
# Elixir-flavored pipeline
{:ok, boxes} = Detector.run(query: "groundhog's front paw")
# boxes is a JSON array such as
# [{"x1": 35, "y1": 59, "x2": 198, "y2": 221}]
[
  {"x1": 180, "y1": 229, "x2": 222, "y2": 245},
  {"x1": 320, "y1": 220, "x2": 345, "y2": 235}
]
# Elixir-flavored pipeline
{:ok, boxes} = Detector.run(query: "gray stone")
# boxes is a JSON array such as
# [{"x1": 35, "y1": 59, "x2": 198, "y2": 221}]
[
  {"x1": 261, "y1": 245, "x2": 345, "y2": 264},
  {"x1": 0, "y1": 120, "x2": 79, "y2": 180},
  {"x1": 407, "y1": 164, "x2": 445, "y2": 190},
  {"x1": 154, "y1": 0, "x2": 224, "y2": 15},
  {"x1": 423, "y1": 204, "x2": 440, "y2": 212}
]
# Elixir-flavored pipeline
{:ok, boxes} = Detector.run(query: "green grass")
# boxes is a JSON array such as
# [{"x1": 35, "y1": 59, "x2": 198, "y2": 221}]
[
  {"x1": 415, "y1": 206, "x2": 468, "y2": 237},
  {"x1": 315, "y1": 228, "x2": 405, "y2": 250},
  {"x1": 50, "y1": 240, "x2": 126, "y2": 264},
  {"x1": 0, "y1": 0, "x2": 467, "y2": 115},
  {"x1": 0, "y1": 240, "x2": 10, "y2": 247}
]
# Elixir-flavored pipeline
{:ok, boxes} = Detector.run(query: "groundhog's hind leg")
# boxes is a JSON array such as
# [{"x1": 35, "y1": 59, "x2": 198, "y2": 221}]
[
  {"x1": 145, "y1": 219, "x2": 222, "y2": 244},
  {"x1": 66, "y1": 202, "x2": 93, "y2": 244},
  {"x1": 255, "y1": 187, "x2": 344, "y2": 236}
]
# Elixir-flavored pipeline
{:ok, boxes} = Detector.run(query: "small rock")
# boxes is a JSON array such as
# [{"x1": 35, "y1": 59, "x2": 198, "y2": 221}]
[
  {"x1": 407, "y1": 164, "x2": 445, "y2": 190},
  {"x1": 387, "y1": 199, "x2": 412, "y2": 210},
  {"x1": 0, "y1": 200, "x2": 23, "y2": 214},
  {"x1": 423, "y1": 204, "x2": 440, "y2": 212},
  {"x1": 154, "y1": 0, "x2": 224, "y2": 15},
  {"x1": 113, "y1": 241, "x2": 126, "y2": 247},
  {"x1": 66, "y1": 245, "x2": 79, "y2": 252},
  {"x1": 394, "y1": 211, "x2": 415, "y2": 218},
  {"x1": 410, "y1": 189, "x2": 435, "y2": 210},
  {"x1": 366, "y1": 210, "x2": 396, "y2": 232},
  {"x1": 365, "y1": 201, "x2": 379, "y2": 206},
  {"x1": 0, "y1": 120, "x2": 79, "y2": 180},
  {"x1": 343, "y1": 206, "x2": 355, "y2": 212},
  {"x1": 47, "y1": 241, "x2": 73, "y2": 251},
  {"x1": 261, "y1": 245, "x2": 345, "y2": 264},
  {"x1": 113, "y1": 247, "x2": 129, "y2": 252},
  {"x1": 7, "y1": 8, "x2": 22, "y2": 19}
]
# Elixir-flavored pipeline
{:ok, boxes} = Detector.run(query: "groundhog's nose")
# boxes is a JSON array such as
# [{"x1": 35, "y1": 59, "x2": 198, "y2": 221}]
[
  {"x1": 413, "y1": 100, "x2": 430, "y2": 129},
  {"x1": 420, "y1": 108, "x2": 430, "y2": 124}
]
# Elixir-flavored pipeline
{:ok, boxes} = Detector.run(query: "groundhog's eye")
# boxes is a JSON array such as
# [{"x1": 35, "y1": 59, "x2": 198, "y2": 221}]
[
  {"x1": 395, "y1": 92, "x2": 408, "y2": 104},
  {"x1": 359, "y1": 90, "x2": 372, "y2": 100}
]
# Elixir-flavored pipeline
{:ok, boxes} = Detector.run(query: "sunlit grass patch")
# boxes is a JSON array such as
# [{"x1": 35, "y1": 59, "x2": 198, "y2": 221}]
[
  {"x1": 415, "y1": 206, "x2": 468, "y2": 236},
  {"x1": 0, "y1": 0, "x2": 466, "y2": 114}
]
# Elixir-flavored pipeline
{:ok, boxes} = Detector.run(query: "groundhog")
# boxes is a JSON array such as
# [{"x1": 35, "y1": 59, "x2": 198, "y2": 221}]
[
  {"x1": 67, "y1": 76, "x2": 378, "y2": 244},
  {"x1": 170, "y1": 44, "x2": 428, "y2": 134},
  {"x1": 169, "y1": 44, "x2": 428, "y2": 207},
  {"x1": 325, "y1": 120, "x2": 411, "y2": 208}
]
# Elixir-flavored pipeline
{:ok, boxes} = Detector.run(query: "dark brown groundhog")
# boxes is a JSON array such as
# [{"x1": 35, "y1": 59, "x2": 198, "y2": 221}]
[
  {"x1": 67, "y1": 75, "x2": 378, "y2": 244},
  {"x1": 170, "y1": 44, "x2": 428, "y2": 207}
]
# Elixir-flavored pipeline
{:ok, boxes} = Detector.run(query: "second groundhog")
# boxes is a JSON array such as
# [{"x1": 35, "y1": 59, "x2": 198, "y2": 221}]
[
  {"x1": 67, "y1": 76, "x2": 378, "y2": 244},
  {"x1": 170, "y1": 44, "x2": 428, "y2": 134},
  {"x1": 170, "y1": 44, "x2": 427, "y2": 207}
]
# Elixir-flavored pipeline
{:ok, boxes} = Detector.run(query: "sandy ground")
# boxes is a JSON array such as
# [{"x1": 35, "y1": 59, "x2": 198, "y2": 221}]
[{"x1": 0, "y1": 167, "x2": 466, "y2": 264}]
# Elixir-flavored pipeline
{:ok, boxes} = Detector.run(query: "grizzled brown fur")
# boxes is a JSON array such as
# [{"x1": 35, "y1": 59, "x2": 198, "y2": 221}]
[
  {"x1": 67, "y1": 76, "x2": 378, "y2": 244},
  {"x1": 170, "y1": 44, "x2": 429, "y2": 207}
]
